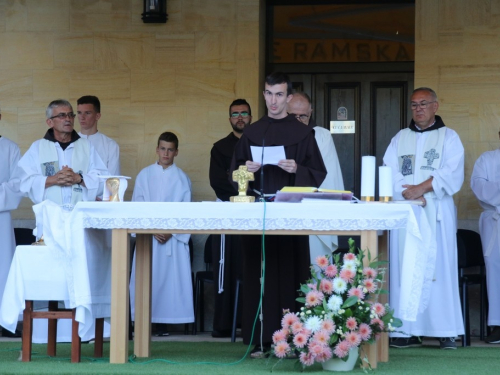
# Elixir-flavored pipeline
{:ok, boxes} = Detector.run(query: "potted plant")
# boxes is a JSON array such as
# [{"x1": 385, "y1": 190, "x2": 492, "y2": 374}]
[{"x1": 272, "y1": 239, "x2": 402, "y2": 371}]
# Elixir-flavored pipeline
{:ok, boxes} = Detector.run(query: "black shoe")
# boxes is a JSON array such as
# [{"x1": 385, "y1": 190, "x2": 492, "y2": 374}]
[
  {"x1": 389, "y1": 336, "x2": 422, "y2": 348},
  {"x1": 250, "y1": 344, "x2": 270, "y2": 359},
  {"x1": 211, "y1": 329, "x2": 231, "y2": 338},
  {"x1": 485, "y1": 326, "x2": 500, "y2": 344},
  {"x1": 155, "y1": 331, "x2": 170, "y2": 337},
  {"x1": 439, "y1": 337, "x2": 457, "y2": 350},
  {"x1": 1, "y1": 328, "x2": 21, "y2": 338}
]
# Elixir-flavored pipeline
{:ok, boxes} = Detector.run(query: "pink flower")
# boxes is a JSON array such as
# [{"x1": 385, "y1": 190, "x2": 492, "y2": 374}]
[
  {"x1": 307, "y1": 282, "x2": 318, "y2": 291},
  {"x1": 358, "y1": 323, "x2": 372, "y2": 341},
  {"x1": 308, "y1": 341, "x2": 324, "y2": 356},
  {"x1": 346, "y1": 317, "x2": 358, "y2": 331},
  {"x1": 321, "y1": 319, "x2": 336, "y2": 334},
  {"x1": 282, "y1": 312, "x2": 299, "y2": 328},
  {"x1": 348, "y1": 287, "x2": 365, "y2": 300},
  {"x1": 316, "y1": 255, "x2": 329, "y2": 269},
  {"x1": 305, "y1": 290, "x2": 324, "y2": 307},
  {"x1": 316, "y1": 346, "x2": 333, "y2": 362},
  {"x1": 340, "y1": 268, "x2": 355, "y2": 282},
  {"x1": 363, "y1": 278, "x2": 377, "y2": 293},
  {"x1": 299, "y1": 352, "x2": 315, "y2": 366},
  {"x1": 272, "y1": 329, "x2": 288, "y2": 344},
  {"x1": 291, "y1": 321, "x2": 304, "y2": 335},
  {"x1": 363, "y1": 267, "x2": 378, "y2": 278},
  {"x1": 319, "y1": 279, "x2": 334, "y2": 295},
  {"x1": 293, "y1": 332, "x2": 308, "y2": 348},
  {"x1": 333, "y1": 340, "x2": 351, "y2": 358},
  {"x1": 372, "y1": 303, "x2": 386, "y2": 317},
  {"x1": 370, "y1": 317, "x2": 384, "y2": 330},
  {"x1": 312, "y1": 330, "x2": 330, "y2": 346},
  {"x1": 274, "y1": 341, "x2": 290, "y2": 358},
  {"x1": 324, "y1": 264, "x2": 338, "y2": 278},
  {"x1": 344, "y1": 253, "x2": 356, "y2": 262},
  {"x1": 345, "y1": 331, "x2": 362, "y2": 347}
]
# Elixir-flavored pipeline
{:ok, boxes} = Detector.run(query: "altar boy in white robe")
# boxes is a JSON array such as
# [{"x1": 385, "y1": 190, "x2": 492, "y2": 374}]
[
  {"x1": 383, "y1": 87, "x2": 464, "y2": 350},
  {"x1": 0, "y1": 132, "x2": 24, "y2": 337},
  {"x1": 129, "y1": 132, "x2": 194, "y2": 335},
  {"x1": 471, "y1": 131, "x2": 500, "y2": 343}
]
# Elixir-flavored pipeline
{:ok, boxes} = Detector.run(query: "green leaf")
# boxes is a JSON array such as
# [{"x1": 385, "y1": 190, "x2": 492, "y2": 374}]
[
  {"x1": 300, "y1": 284, "x2": 310, "y2": 294},
  {"x1": 344, "y1": 308, "x2": 353, "y2": 317},
  {"x1": 296, "y1": 297, "x2": 305, "y2": 303},
  {"x1": 391, "y1": 317, "x2": 403, "y2": 327},
  {"x1": 330, "y1": 334, "x2": 338, "y2": 345},
  {"x1": 342, "y1": 296, "x2": 359, "y2": 308}
]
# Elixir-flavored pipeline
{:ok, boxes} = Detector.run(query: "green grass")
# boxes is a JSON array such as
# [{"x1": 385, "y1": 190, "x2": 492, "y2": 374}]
[{"x1": 0, "y1": 341, "x2": 499, "y2": 374}]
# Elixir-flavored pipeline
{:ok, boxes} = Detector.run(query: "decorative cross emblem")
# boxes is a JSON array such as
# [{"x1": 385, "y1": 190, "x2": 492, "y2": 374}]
[
  {"x1": 424, "y1": 148, "x2": 439, "y2": 166},
  {"x1": 232, "y1": 165, "x2": 254, "y2": 196}
]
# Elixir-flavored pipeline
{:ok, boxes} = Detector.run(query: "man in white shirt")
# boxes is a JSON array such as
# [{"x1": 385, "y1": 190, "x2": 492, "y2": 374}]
[
  {"x1": 287, "y1": 92, "x2": 344, "y2": 262},
  {"x1": 0, "y1": 105, "x2": 24, "y2": 338},
  {"x1": 471, "y1": 130, "x2": 500, "y2": 343},
  {"x1": 384, "y1": 87, "x2": 464, "y2": 350},
  {"x1": 77, "y1": 96, "x2": 120, "y2": 176}
]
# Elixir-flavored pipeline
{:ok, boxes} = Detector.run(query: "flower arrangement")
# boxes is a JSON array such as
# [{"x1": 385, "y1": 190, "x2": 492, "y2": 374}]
[{"x1": 272, "y1": 238, "x2": 401, "y2": 368}]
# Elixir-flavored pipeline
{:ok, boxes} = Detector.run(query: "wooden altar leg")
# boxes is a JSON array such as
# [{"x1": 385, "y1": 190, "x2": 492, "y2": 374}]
[
  {"x1": 377, "y1": 231, "x2": 389, "y2": 363},
  {"x1": 361, "y1": 230, "x2": 378, "y2": 369},
  {"x1": 110, "y1": 229, "x2": 130, "y2": 364},
  {"x1": 134, "y1": 233, "x2": 152, "y2": 358}
]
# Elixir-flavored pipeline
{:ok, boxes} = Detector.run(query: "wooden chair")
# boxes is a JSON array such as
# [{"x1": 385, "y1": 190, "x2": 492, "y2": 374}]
[{"x1": 22, "y1": 301, "x2": 104, "y2": 363}]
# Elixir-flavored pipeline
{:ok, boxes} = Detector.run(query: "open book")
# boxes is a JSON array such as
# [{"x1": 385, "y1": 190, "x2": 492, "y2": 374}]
[
  {"x1": 275, "y1": 186, "x2": 353, "y2": 203},
  {"x1": 280, "y1": 186, "x2": 351, "y2": 194}
]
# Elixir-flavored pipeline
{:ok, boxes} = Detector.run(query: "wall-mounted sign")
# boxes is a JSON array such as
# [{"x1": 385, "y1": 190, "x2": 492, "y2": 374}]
[
  {"x1": 330, "y1": 121, "x2": 355, "y2": 134},
  {"x1": 337, "y1": 107, "x2": 348, "y2": 120}
]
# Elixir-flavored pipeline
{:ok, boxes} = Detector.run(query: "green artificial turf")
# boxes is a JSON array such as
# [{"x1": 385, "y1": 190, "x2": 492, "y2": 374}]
[{"x1": 0, "y1": 341, "x2": 499, "y2": 375}]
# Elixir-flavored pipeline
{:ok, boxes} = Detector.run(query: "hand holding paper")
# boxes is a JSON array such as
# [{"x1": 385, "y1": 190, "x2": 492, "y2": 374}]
[{"x1": 250, "y1": 145, "x2": 286, "y2": 166}]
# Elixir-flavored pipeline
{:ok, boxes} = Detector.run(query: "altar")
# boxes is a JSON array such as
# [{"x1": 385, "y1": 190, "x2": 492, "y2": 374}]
[{"x1": 69, "y1": 200, "x2": 433, "y2": 365}]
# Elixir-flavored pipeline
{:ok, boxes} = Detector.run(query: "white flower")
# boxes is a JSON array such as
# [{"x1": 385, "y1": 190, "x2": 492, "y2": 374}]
[
  {"x1": 327, "y1": 295, "x2": 343, "y2": 314},
  {"x1": 341, "y1": 262, "x2": 357, "y2": 273},
  {"x1": 363, "y1": 287, "x2": 368, "y2": 293},
  {"x1": 304, "y1": 316, "x2": 322, "y2": 332},
  {"x1": 300, "y1": 312, "x2": 305, "y2": 317},
  {"x1": 332, "y1": 277, "x2": 347, "y2": 294},
  {"x1": 306, "y1": 310, "x2": 311, "y2": 315}
]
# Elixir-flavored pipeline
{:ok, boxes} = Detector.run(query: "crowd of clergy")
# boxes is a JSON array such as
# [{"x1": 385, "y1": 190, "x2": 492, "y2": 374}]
[{"x1": 1, "y1": 73, "x2": 500, "y2": 354}]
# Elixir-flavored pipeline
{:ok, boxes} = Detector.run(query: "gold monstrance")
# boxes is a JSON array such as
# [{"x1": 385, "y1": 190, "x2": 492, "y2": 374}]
[{"x1": 230, "y1": 165, "x2": 255, "y2": 203}]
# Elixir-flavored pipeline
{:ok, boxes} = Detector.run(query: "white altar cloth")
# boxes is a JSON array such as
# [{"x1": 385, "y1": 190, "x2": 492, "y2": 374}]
[{"x1": 73, "y1": 200, "x2": 432, "y2": 322}]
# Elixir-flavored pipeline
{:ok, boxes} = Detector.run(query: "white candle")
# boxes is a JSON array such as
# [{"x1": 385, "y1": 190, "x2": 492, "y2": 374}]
[
  {"x1": 361, "y1": 156, "x2": 376, "y2": 199},
  {"x1": 379, "y1": 166, "x2": 393, "y2": 198}
]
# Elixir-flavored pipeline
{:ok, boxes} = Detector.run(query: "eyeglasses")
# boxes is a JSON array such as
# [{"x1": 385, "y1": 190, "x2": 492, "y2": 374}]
[
  {"x1": 50, "y1": 112, "x2": 76, "y2": 120},
  {"x1": 410, "y1": 101, "x2": 436, "y2": 110},
  {"x1": 231, "y1": 111, "x2": 250, "y2": 118},
  {"x1": 289, "y1": 113, "x2": 310, "y2": 121}
]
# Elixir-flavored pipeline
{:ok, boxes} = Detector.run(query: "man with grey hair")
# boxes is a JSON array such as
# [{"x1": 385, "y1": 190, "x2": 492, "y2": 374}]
[
  {"x1": 287, "y1": 92, "x2": 344, "y2": 262},
  {"x1": 18, "y1": 99, "x2": 108, "y2": 205},
  {"x1": 383, "y1": 87, "x2": 465, "y2": 350},
  {"x1": 0, "y1": 104, "x2": 24, "y2": 337}
]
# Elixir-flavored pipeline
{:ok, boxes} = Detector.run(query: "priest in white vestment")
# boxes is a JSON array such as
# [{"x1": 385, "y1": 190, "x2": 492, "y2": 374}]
[
  {"x1": 130, "y1": 132, "x2": 194, "y2": 330},
  {"x1": 287, "y1": 92, "x2": 344, "y2": 262},
  {"x1": 77, "y1": 95, "x2": 120, "y2": 176},
  {"x1": 0, "y1": 134, "x2": 24, "y2": 336},
  {"x1": 383, "y1": 87, "x2": 464, "y2": 350},
  {"x1": 16, "y1": 99, "x2": 109, "y2": 342},
  {"x1": 471, "y1": 132, "x2": 500, "y2": 343}
]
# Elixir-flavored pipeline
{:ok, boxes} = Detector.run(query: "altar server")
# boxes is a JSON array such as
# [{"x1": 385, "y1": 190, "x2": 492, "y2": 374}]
[
  {"x1": 130, "y1": 132, "x2": 194, "y2": 331},
  {"x1": 77, "y1": 95, "x2": 120, "y2": 176},
  {"x1": 471, "y1": 131, "x2": 500, "y2": 343},
  {"x1": 384, "y1": 87, "x2": 464, "y2": 349},
  {"x1": 0, "y1": 130, "x2": 24, "y2": 337}
]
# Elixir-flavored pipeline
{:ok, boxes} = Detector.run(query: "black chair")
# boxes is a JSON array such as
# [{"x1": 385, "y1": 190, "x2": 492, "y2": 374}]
[
  {"x1": 14, "y1": 228, "x2": 36, "y2": 246},
  {"x1": 192, "y1": 235, "x2": 214, "y2": 334},
  {"x1": 457, "y1": 228, "x2": 488, "y2": 347}
]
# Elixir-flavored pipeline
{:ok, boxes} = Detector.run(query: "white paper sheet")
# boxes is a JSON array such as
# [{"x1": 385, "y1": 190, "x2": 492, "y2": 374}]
[{"x1": 250, "y1": 146, "x2": 286, "y2": 165}]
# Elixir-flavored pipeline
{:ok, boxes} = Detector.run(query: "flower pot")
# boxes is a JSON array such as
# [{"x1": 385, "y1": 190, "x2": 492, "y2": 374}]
[{"x1": 321, "y1": 347, "x2": 359, "y2": 372}]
